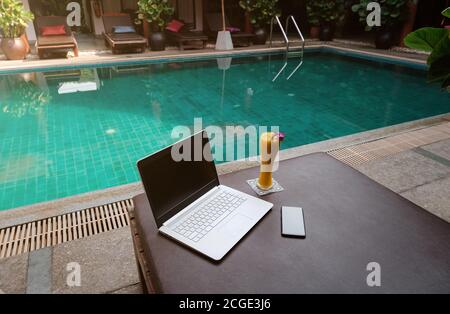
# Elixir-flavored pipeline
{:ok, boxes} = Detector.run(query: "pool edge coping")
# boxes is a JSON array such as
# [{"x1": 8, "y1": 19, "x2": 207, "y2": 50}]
[{"x1": 0, "y1": 42, "x2": 427, "y2": 75}]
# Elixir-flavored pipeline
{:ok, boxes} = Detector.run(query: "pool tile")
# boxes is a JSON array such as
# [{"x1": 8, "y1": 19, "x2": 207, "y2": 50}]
[{"x1": 0, "y1": 53, "x2": 449, "y2": 210}]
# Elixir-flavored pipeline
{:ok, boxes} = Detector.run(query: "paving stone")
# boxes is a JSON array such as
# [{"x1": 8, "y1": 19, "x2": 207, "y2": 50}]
[
  {"x1": 421, "y1": 139, "x2": 450, "y2": 161},
  {"x1": 27, "y1": 248, "x2": 52, "y2": 294},
  {"x1": 52, "y1": 227, "x2": 139, "y2": 294},
  {"x1": 355, "y1": 150, "x2": 450, "y2": 193},
  {"x1": 110, "y1": 283, "x2": 143, "y2": 294},
  {"x1": 401, "y1": 176, "x2": 450, "y2": 223},
  {"x1": 0, "y1": 253, "x2": 28, "y2": 294}
]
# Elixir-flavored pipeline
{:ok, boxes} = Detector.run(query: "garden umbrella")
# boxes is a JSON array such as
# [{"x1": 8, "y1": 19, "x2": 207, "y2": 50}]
[{"x1": 220, "y1": 0, "x2": 226, "y2": 31}]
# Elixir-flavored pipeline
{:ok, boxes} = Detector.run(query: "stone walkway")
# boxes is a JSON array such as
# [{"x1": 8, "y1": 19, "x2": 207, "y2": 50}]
[
  {"x1": 0, "y1": 226, "x2": 142, "y2": 294},
  {"x1": 1, "y1": 121, "x2": 449, "y2": 294},
  {"x1": 355, "y1": 139, "x2": 450, "y2": 223}
]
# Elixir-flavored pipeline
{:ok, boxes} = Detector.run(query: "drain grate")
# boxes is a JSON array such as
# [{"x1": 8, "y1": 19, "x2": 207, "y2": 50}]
[
  {"x1": 328, "y1": 122, "x2": 450, "y2": 167},
  {"x1": 0, "y1": 199, "x2": 133, "y2": 259}
]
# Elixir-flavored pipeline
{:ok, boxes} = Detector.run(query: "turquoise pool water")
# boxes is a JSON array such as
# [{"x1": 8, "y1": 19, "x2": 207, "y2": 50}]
[{"x1": 0, "y1": 51, "x2": 449, "y2": 210}]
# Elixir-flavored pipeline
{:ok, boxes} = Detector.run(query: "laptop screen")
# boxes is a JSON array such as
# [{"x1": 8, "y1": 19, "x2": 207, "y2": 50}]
[{"x1": 137, "y1": 131, "x2": 219, "y2": 228}]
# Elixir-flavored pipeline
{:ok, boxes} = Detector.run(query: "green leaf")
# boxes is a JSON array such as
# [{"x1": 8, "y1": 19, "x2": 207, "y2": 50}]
[
  {"x1": 428, "y1": 55, "x2": 450, "y2": 83},
  {"x1": 403, "y1": 27, "x2": 449, "y2": 52},
  {"x1": 428, "y1": 35, "x2": 450, "y2": 66},
  {"x1": 0, "y1": 0, "x2": 34, "y2": 37},
  {"x1": 442, "y1": 7, "x2": 450, "y2": 18}
]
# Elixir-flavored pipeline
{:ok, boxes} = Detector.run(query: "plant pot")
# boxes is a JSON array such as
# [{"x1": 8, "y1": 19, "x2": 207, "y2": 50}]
[
  {"x1": 253, "y1": 27, "x2": 268, "y2": 45},
  {"x1": 319, "y1": 24, "x2": 334, "y2": 41},
  {"x1": 1, "y1": 37, "x2": 28, "y2": 60},
  {"x1": 21, "y1": 34, "x2": 31, "y2": 54},
  {"x1": 399, "y1": 1, "x2": 418, "y2": 47},
  {"x1": 150, "y1": 31, "x2": 166, "y2": 51},
  {"x1": 310, "y1": 26, "x2": 320, "y2": 39},
  {"x1": 375, "y1": 29, "x2": 395, "y2": 50}
]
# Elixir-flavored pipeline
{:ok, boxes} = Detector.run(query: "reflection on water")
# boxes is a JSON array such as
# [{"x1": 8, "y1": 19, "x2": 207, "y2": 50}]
[
  {"x1": 57, "y1": 69, "x2": 100, "y2": 94},
  {"x1": 0, "y1": 73, "x2": 51, "y2": 118},
  {"x1": 0, "y1": 52, "x2": 449, "y2": 210}
]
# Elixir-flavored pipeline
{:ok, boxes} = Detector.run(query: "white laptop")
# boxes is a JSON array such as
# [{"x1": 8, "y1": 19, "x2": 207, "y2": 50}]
[{"x1": 137, "y1": 130, "x2": 273, "y2": 261}]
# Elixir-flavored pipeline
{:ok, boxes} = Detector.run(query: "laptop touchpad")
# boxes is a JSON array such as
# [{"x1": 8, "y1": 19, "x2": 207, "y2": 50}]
[{"x1": 220, "y1": 214, "x2": 252, "y2": 237}]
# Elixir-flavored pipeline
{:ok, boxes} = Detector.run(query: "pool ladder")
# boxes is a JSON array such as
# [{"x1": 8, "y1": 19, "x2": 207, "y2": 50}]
[{"x1": 268, "y1": 15, "x2": 305, "y2": 82}]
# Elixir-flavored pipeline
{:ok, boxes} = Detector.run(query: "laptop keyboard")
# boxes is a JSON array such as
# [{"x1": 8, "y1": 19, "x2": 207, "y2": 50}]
[{"x1": 171, "y1": 190, "x2": 246, "y2": 242}]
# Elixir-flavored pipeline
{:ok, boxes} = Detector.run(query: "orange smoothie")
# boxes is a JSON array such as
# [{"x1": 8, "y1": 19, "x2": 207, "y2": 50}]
[{"x1": 257, "y1": 132, "x2": 281, "y2": 190}]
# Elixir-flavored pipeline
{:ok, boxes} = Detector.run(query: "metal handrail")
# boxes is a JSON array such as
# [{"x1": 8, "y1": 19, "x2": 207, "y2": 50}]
[
  {"x1": 269, "y1": 16, "x2": 288, "y2": 52},
  {"x1": 269, "y1": 15, "x2": 305, "y2": 82},
  {"x1": 285, "y1": 15, "x2": 305, "y2": 57},
  {"x1": 269, "y1": 15, "x2": 305, "y2": 55}
]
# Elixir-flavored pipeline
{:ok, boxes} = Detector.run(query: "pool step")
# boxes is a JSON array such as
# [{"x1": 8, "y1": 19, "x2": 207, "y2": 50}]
[{"x1": 0, "y1": 199, "x2": 133, "y2": 259}]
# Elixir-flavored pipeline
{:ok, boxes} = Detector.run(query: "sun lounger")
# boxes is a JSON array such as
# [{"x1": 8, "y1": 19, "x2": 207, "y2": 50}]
[
  {"x1": 102, "y1": 14, "x2": 147, "y2": 54},
  {"x1": 35, "y1": 16, "x2": 79, "y2": 59},
  {"x1": 166, "y1": 30, "x2": 208, "y2": 50},
  {"x1": 165, "y1": 19, "x2": 208, "y2": 50},
  {"x1": 206, "y1": 13, "x2": 253, "y2": 47}
]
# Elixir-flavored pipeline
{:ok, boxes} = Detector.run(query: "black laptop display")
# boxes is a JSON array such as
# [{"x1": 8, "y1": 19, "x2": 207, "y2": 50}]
[{"x1": 137, "y1": 131, "x2": 219, "y2": 227}]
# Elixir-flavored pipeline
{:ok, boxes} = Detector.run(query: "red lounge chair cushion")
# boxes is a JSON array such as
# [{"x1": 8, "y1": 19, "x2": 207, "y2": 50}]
[
  {"x1": 40, "y1": 25, "x2": 66, "y2": 36},
  {"x1": 166, "y1": 19, "x2": 184, "y2": 33}
]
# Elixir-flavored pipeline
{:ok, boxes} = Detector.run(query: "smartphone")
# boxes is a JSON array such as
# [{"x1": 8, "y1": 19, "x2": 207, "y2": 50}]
[{"x1": 281, "y1": 206, "x2": 306, "y2": 238}]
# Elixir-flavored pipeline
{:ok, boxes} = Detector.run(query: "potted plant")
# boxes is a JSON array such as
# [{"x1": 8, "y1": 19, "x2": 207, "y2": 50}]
[
  {"x1": 0, "y1": 0, "x2": 34, "y2": 60},
  {"x1": 239, "y1": 0, "x2": 280, "y2": 45},
  {"x1": 352, "y1": 0, "x2": 409, "y2": 49},
  {"x1": 399, "y1": 0, "x2": 418, "y2": 46},
  {"x1": 136, "y1": 0, "x2": 174, "y2": 51},
  {"x1": 306, "y1": 0, "x2": 345, "y2": 41},
  {"x1": 306, "y1": 0, "x2": 321, "y2": 39},
  {"x1": 404, "y1": 7, "x2": 450, "y2": 93}
]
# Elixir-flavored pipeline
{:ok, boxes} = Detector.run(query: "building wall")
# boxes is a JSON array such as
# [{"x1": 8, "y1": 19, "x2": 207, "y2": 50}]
[
  {"x1": 102, "y1": 0, "x2": 121, "y2": 13},
  {"x1": 122, "y1": 0, "x2": 138, "y2": 11},
  {"x1": 176, "y1": 0, "x2": 203, "y2": 30},
  {"x1": 22, "y1": 0, "x2": 37, "y2": 42},
  {"x1": 194, "y1": 0, "x2": 203, "y2": 30},
  {"x1": 91, "y1": 1, "x2": 105, "y2": 36}
]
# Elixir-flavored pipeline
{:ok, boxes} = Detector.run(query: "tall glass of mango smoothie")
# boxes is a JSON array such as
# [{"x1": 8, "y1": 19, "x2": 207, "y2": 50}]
[{"x1": 257, "y1": 132, "x2": 283, "y2": 190}]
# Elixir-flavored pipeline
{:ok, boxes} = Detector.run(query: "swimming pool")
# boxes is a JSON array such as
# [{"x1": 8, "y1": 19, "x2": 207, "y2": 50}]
[{"x1": 0, "y1": 49, "x2": 449, "y2": 210}]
